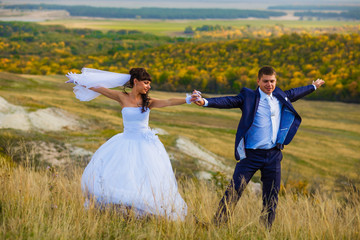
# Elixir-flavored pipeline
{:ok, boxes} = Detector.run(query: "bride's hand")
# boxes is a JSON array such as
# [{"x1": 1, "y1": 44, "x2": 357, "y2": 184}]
[{"x1": 191, "y1": 89, "x2": 205, "y2": 105}]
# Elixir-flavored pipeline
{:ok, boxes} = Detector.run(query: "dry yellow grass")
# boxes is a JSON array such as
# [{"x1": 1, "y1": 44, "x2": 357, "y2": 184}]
[{"x1": 1, "y1": 156, "x2": 359, "y2": 239}]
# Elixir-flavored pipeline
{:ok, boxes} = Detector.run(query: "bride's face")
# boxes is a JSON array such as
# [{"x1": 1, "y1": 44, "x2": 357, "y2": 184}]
[{"x1": 134, "y1": 79, "x2": 151, "y2": 94}]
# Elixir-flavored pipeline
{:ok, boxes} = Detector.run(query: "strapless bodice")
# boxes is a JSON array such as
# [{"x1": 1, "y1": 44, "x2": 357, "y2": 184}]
[{"x1": 122, "y1": 107, "x2": 150, "y2": 134}]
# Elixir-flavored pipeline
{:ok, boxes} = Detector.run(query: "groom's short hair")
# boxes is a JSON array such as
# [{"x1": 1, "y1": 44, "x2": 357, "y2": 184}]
[{"x1": 258, "y1": 66, "x2": 276, "y2": 79}]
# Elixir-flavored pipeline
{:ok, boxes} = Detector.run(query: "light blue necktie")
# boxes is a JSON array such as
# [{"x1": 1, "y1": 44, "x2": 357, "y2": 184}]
[{"x1": 266, "y1": 95, "x2": 277, "y2": 144}]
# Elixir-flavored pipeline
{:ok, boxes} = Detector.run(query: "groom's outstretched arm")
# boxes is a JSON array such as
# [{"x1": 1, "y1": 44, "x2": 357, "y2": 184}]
[
  {"x1": 192, "y1": 90, "x2": 244, "y2": 109},
  {"x1": 285, "y1": 78, "x2": 325, "y2": 102}
]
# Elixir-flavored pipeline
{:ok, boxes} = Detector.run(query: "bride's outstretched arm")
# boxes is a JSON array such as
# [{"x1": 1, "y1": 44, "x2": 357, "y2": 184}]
[
  {"x1": 149, "y1": 90, "x2": 200, "y2": 108},
  {"x1": 149, "y1": 98, "x2": 186, "y2": 108},
  {"x1": 89, "y1": 87, "x2": 123, "y2": 102}
]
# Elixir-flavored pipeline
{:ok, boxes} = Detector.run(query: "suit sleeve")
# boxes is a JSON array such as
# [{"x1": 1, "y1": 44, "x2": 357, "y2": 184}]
[
  {"x1": 206, "y1": 93, "x2": 244, "y2": 109},
  {"x1": 285, "y1": 85, "x2": 315, "y2": 102}
]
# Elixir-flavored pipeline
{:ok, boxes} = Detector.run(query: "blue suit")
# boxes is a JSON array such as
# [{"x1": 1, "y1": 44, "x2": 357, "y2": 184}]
[
  {"x1": 207, "y1": 85, "x2": 315, "y2": 160},
  {"x1": 206, "y1": 85, "x2": 315, "y2": 227}
]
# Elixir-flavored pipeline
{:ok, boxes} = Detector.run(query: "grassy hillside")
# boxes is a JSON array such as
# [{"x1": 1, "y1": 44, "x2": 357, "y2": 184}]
[{"x1": 0, "y1": 72, "x2": 359, "y2": 191}]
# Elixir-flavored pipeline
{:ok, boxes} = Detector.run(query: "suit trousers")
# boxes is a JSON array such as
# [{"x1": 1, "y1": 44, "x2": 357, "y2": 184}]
[{"x1": 214, "y1": 147, "x2": 282, "y2": 227}]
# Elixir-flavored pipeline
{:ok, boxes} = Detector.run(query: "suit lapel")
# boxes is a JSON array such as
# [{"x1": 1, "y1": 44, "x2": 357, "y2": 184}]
[{"x1": 273, "y1": 88, "x2": 299, "y2": 116}]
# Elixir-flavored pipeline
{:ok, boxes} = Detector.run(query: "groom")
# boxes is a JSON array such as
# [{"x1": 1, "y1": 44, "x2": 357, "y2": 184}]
[{"x1": 192, "y1": 66, "x2": 325, "y2": 228}]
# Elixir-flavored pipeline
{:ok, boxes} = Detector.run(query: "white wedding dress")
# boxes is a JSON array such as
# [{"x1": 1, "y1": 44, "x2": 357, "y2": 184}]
[{"x1": 81, "y1": 107, "x2": 187, "y2": 220}]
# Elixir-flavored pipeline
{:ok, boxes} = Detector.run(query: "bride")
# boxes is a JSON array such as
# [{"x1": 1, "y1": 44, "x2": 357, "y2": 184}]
[{"x1": 66, "y1": 67, "x2": 197, "y2": 220}]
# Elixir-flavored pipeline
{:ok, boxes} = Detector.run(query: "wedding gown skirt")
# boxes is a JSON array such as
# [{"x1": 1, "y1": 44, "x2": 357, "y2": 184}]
[{"x1": 81, "y1": 107, "x2": 187, "y2": 220}]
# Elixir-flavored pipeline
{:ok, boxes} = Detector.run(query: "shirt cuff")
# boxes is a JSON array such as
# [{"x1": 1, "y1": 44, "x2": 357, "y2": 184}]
[
  {"x1": 203, "y1": 98, "x2": 209, "y2": 107},
  {"x1": 312, "y1": 84, "x2": 317, "y2": 90}
]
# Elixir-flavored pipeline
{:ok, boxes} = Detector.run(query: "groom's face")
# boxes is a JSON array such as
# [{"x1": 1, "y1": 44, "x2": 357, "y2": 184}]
[{"x1": 257, "y1": 74, "x2": 277, "y2": 95}]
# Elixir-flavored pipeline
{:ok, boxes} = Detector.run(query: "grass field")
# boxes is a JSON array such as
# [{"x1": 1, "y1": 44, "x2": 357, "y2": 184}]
[
  {"x1": 39, "y1": 18, "x2": 360, "y2": 35},
  {"x1": 1, "y1": 164, "x2": 359, "y2": 239},
  {"x1": 1, "y1": 72, "x2": 360, "y2": 239}
]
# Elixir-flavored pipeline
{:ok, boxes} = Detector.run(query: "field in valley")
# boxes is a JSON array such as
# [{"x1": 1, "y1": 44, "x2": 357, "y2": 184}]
[{"x1": 39, "y1": 18, "x2": 360, "y2": 36}]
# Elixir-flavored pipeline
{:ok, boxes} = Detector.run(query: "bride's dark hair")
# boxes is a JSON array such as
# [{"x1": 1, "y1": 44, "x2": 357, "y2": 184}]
[{"x1": 124, "y1": 68, "x2": 152, "y2": 113}]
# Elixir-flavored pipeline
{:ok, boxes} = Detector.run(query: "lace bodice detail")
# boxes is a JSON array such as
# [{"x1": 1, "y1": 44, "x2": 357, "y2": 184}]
[{"x1": 122, "y1": 107, "x2": 150, "y2": 134}]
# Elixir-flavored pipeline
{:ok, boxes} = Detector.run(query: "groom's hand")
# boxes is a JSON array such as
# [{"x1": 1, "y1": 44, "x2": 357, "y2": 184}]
[
  {"x1": 313, "y1": 78, "x2": 325, "y2": 88},
  {"x1": 194, "y1": 99, "x2": 205, "y2": 106}
]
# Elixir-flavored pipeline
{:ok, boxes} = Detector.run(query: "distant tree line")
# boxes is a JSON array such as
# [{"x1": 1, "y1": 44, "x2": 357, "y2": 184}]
[
  {"x1": 268, "y1": 5, "x2": 356, "y2": 11},
  {"x1": 268, "y1": 5, "x2": 360, "y2": 20},
  {"x1": 3, "y1": 4, "x2": 286, "y2": 19},
  {"x1": 294, "y1": 10, "x2": 360, "y2": 20},
  {"x1": 1, "y1": 22, "x2": 359, "y2": 102}
]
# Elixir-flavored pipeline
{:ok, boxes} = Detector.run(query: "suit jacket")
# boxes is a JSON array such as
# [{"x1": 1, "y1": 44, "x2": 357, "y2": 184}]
[{"x1": 206, "y1": 85, "x2": 315, "y2": 160}]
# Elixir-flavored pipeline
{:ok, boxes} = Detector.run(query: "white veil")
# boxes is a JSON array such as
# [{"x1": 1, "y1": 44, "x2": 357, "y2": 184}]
[{"x1": 66, "y1": 68, "x2": 131, "y2": 101}]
